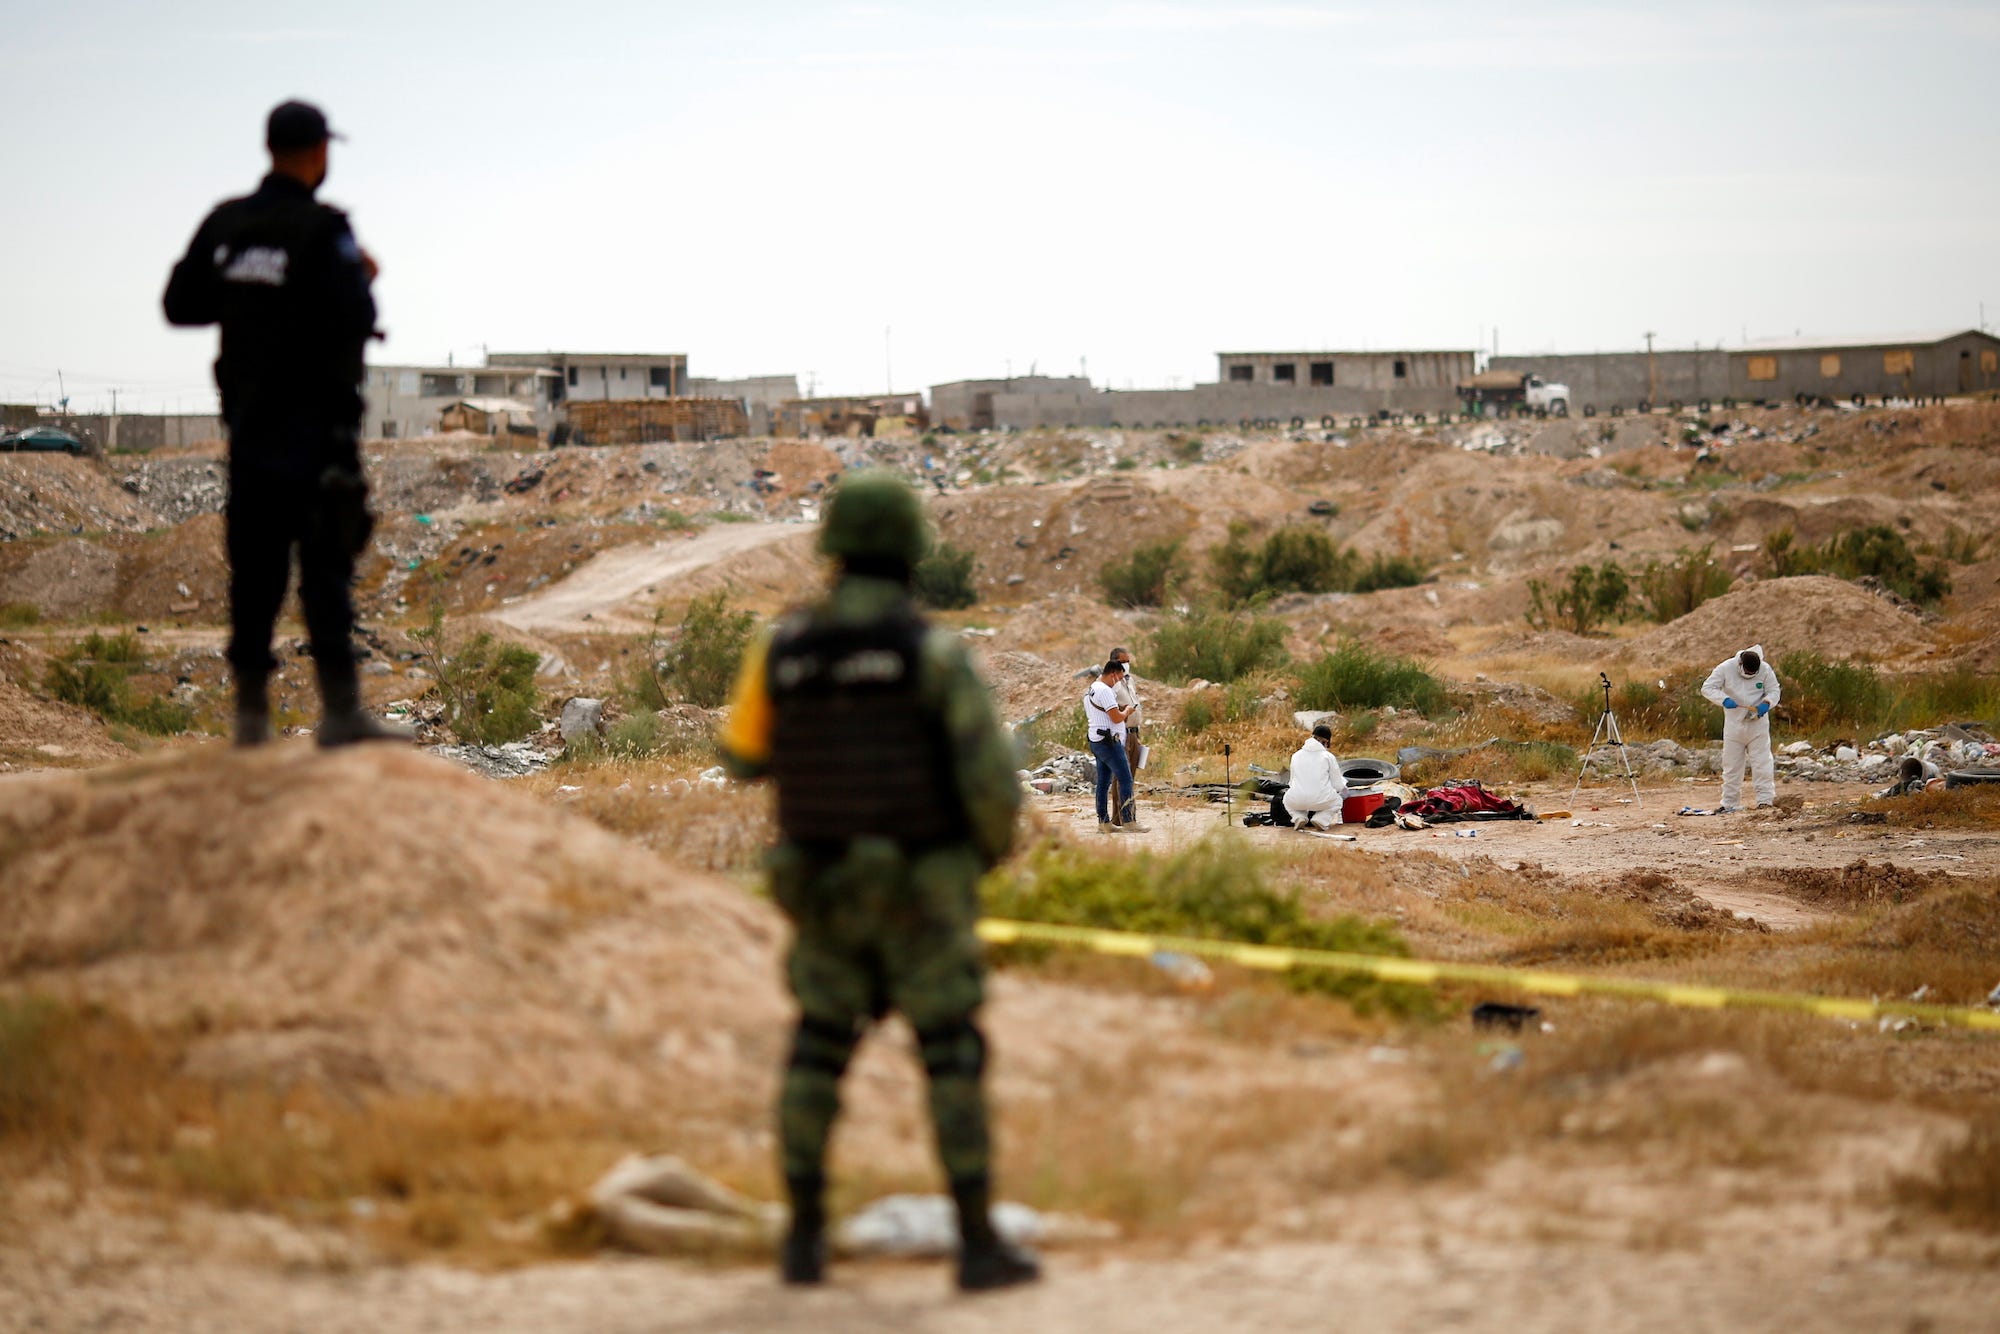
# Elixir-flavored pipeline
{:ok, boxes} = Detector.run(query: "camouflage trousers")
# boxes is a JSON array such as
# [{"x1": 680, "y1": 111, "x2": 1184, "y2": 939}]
[{"x1": 768, "y1": 836, "x2": 992, "y2": 1190}]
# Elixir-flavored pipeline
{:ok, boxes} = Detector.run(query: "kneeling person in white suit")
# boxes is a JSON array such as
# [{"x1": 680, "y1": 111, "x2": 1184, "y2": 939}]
[
  {"x1": 1283, "y1": 723, "x2": 1348, "y2": 830},
  {"x1": 1701, "y1": 644, "x2": 1780, "y2": 811}
]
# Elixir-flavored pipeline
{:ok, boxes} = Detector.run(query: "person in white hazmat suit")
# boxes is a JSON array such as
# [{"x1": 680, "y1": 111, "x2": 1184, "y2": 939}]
[
  {"x1": 1701, "y1": 644, "x2": 1780, "y2": 810},
  {"x1": 1282, "y1": 723, "x2": 1348, "y2": 829}
]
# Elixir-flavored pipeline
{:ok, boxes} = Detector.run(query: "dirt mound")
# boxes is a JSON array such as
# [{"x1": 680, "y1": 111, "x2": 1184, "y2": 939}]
[
  {"x1": 1757, "y1": 858, "x2": 1946, "y2": 906},
  {"x1": 985, "y1": 592, "x2": 1147, "y2": 665},
  {"x1": 934, "y1": 476, "x2": 1202, "y2": 604},
  {"x1": 0, "y1": 745, "x2": 788, "y2": 1104},
  {"x1": 0, "y1": 665, "x2": 129, "y2": 767},
  {"x1": 978, "y1": 648, "x2": 1092, "y2": 727},
  {"x1": 1616, "y1": 576, "x2": 1936, "y2": 668}
]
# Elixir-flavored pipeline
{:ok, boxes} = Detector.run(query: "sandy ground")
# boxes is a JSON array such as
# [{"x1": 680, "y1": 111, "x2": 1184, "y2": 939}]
[
  {"x1": 1057, "y1": 780, "x2": 1995, "y2": 932},
  {"x1": 8, "y1": 1229, "x2": 1997, "y2": 1334}
]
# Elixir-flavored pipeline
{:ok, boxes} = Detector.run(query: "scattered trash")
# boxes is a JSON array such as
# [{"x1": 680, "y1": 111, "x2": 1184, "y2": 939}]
[
  {"x1": 1149, "y1": 951, "x2": 1215, "y2": 990},
  {"x1": 1471, "y1": 1001, "x2": 1542, "y2": 1031},
  {"x1": 586, "y1": 1154, "x2": 1118, "y2": 1259}
]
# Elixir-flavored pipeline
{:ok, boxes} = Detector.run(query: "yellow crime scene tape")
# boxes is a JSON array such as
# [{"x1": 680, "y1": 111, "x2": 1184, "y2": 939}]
[{"x1": 976, "y1": 917, "x2": 2000, "y2": 1033}]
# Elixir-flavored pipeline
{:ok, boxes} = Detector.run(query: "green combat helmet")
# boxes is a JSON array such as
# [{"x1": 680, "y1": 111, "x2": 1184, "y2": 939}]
[{"x1": 818, "y1": 469, "x2": 931, "y2": 566}]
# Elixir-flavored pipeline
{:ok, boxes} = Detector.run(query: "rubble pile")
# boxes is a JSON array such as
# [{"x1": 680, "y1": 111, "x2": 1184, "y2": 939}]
[
  {"x1": 1021, "y1": 751, "x2": 1096, "y2": 795},
  {"x1": 115, "y1": 457, "x2": 227, "y2": 526},
  {"x1": 1780, "y1": 723, "x2": 2000, "y2": 786}
]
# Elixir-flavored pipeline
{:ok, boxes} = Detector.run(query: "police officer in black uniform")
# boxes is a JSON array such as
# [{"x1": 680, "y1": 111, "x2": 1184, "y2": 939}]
[{"x1": 164, "y1": 100, "x2": 407, "y2": 748}]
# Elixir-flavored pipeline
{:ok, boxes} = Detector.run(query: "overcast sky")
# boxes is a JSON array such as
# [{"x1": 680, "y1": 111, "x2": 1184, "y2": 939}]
[{"x1": 3, "y1": 0, "x2": 1996, "y2": 413}]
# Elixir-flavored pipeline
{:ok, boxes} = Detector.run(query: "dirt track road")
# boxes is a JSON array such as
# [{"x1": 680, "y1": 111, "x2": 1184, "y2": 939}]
[{"x1": 490, "y1": 523, "x2": 803, "y2": 635}]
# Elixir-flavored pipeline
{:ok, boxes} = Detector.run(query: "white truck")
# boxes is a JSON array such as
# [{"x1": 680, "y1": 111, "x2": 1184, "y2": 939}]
[{"x1": 1457, "y1": 370, "x2": 1571, "y2": 418}]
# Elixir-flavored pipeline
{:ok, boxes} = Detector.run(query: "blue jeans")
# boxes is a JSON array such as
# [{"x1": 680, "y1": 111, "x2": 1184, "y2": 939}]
[{"x1": 1090, "y1": 734, "x2": 1133, "y2": 823}]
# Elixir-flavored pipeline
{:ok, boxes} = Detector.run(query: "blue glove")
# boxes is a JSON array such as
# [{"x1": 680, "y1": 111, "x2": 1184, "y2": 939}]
[
  {"x1": 1755, "y1": 701, "x2": 1770, "y2": 718},
  {"x1": 1722, "y1": 699, "x2": 1737, "y2": 709}
]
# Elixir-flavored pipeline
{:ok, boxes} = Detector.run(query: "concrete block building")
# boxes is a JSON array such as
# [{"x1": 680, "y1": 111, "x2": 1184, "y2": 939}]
[
  {"x1": 929, "y1": 349, "x2": 1474, "y2": 430},
  {"x1": 1493, "y1": 330, "x2": 2000, "y2": 413}
]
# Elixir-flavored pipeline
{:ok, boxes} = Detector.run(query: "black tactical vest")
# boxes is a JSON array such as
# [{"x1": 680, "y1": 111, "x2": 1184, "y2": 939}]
[{"x1": 766, "y1": 608, "x2": 966, "y2": 844}]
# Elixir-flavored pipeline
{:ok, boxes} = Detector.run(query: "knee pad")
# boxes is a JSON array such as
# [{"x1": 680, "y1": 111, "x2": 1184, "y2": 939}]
[
  {"x1": 788, "y1": 1014, "x2": 859, "y2": 1078},
  {"x1": 915, "y1": 1017, "x2": 987, "y2": 1081}
]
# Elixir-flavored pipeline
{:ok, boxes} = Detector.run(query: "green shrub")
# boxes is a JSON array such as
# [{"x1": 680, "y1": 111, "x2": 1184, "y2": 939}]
[
  {"x1": 0, "y1": 602, "x2": 40, "y2": 629},
  {"x1": 1778, "y1": 652, "x2": 1890, "y2": 733},
  {"x1": 1636, "y1": 544, "x2": 1732, "y2": 622},
  {"x1": 1213, "y1": 522, "x2": 1348, "y2": 604},
  {"x1": 669, "y1": 592, "x2": 756, "y2": 708},
  {"x1": 1351, "y1": 552, "x2": 1429, "y2": 594},
  {"x1": 1177, "y1": 693, "x2": 1214, "y2": 735},
  {"x1": 1099, "y1": 539, "x2": 1187, "y2": 608},
  {"x1": 1016, "y1": 705, "x2": 1089, "y2": 766},
  {"x1": 421, "y1": 628, "x2": 541, "y2": 747},
  {"x1": 1526, "y1": 561, "x2": 1629, "y2": 635},
  {"x1": 42, "y1": 632, "x2": 192, "y2": 736},
  {"x1": 1763, "y1": 525, "x2": 1951, "y2": 608},
  {"x1": 980, "y1": 838, "x2": 1427, "y2": 1013},
  {"x1": 1894, "y1": 667, "x2": 2000, "y2": 730},
  {"x1": 1147, "y1": 608, "x2": 1289, "y2": 684},
  {"x1": 1763, "y1": 528, "x2": 1810, "y2": 578},
  {"x1": 914, "y1": 541, "x2": 979, "y2": 610},
  {"x1": 1294, "y1": 640, "x2": 1446, "y2": 716}
]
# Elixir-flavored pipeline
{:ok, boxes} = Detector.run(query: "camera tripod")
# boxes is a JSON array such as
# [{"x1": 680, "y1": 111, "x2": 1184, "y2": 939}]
[{"x1": 1572, "y1": 672, "x2": 1641, "y2": 806}]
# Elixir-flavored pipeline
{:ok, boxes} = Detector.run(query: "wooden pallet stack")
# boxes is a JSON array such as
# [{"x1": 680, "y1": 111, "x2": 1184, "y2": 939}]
[{"x1": 566, "y1": 397, "x2": 748, "y2": 444}]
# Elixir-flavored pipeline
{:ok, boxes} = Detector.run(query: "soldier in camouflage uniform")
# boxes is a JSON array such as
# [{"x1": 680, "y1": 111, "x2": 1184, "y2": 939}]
[{"x1": 720, "y1": 470, "x2": 1039, "y2": 1293}]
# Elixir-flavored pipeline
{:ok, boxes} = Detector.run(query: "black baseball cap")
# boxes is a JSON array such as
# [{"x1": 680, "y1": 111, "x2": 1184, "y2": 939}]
[{"x1": 266, "y1": 100, "x2": 343, "y2": 151}]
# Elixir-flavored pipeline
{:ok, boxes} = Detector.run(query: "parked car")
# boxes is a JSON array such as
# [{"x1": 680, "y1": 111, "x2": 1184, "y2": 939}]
[{"x1": 0, "y1": 426, "x2": 87, "y2": 454}]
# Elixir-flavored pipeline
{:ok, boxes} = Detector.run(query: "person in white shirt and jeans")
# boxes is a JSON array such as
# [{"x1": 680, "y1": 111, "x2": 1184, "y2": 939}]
[
  {"x1": 1106, "y1": 646, "x2": 1143, "y2": 827},
  {"x1": 1085, "y1": 661, "x2": 1148, "y2": 834},
  {"x1": 1282, "y1": 723, "x2": 1347, "y2": 830}
]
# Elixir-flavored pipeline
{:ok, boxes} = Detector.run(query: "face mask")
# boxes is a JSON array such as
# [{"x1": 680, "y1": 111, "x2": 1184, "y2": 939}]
[{"x1": 1121, "y1": 662, "x2": 1133, "y2": 674}]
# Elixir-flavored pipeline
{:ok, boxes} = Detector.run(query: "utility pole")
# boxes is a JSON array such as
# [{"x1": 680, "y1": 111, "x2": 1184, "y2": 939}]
[
  {"x1": 884, "y1": 325, "x2": 892, "y2": 394},
  {"x1": 1644, "y1": 331, "x2": 1658, "y2": 407}
]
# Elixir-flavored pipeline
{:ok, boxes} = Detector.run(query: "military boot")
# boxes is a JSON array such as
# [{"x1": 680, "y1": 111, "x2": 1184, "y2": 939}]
[
  {"x1": 781, "y1": 1173, "x2": 827, "y2": 1285},
  {"x1": 315, "y1": 658, "x2": 414, "y2": 748},
  {"x1": 233, "y1": 676, "x2": 271, "y2": 748},
  {"x1": 952, "y1": 1176, "x2": 1040, "y2": 1292}
]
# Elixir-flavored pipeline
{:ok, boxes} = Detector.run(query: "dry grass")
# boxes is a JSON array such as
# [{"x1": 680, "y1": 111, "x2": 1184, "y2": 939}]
[
  {"x1": 0, "y1": 993, "x2": 740, "y2": 1266},
  {"x1": 1861, "y1": 785, "x2": 2000, "y2": 830},
  {"x1": 1896, "y1": 1114, "x2": 2000, "y2": 1232},
  {"x1": 516, "y1": 758, "x2": 775, "y2": 876}
]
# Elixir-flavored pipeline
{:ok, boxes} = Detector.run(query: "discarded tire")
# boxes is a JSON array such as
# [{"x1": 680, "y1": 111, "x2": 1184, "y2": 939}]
[
  {"x1": 1320, "y1": 415, "x2": 1336, "y2": 429},
  {"x1": 1340, "y1": 757, "x2": 1401, "y2": 786},
  {"x1": 1195, "y1": 419, "x2": 1210, "y2": 427},
  {"x1": 1582, "y1": 404, "x2": 1596, "y2": 418},
  {"x1": 1697, "y1": 399, "x2": 1711, "y2": 412},
  {"x1": 1290, "y1": 417, "x2": 1305, "y2": 429},
  {"x1": 1552, "y1": 400, "x2": 1569, "y2": 417},
  {"x1": 1944, "y1": 768, "x2": 2000, "y2": 789},
  {"x1": 1636, "y1": 400, "x2": 1652, "y2": 414},
  {"x1": 1412, "y1": 412, "x2": 1427, "y2": 424},
  {"x1": 1853, "y1": 393, "x2": 1866, "y2": 407},
  {"x1": 1610, "y1": 404, "x2": 1624, "y2": 417},
  {"x1": 1721, "y1": 397, "x2": 1735, "y2": 410}
]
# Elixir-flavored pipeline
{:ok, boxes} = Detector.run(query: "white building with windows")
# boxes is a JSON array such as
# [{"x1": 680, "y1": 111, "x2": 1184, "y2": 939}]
[
  {"x1": 361, "y1": 363, "x2": 558, "y2": 440},
  {"x1": 362, "y1": 352, "x2": 800, "y2": 440}
]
